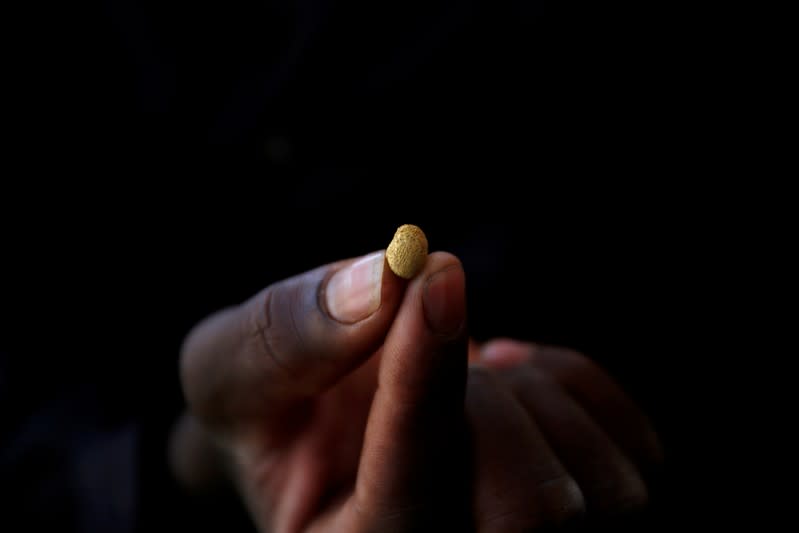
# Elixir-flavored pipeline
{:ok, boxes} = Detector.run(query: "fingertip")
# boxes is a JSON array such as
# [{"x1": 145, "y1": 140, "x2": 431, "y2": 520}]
[
  {"x1": 424, "y1": 251, "x2": 464, "y2": 272},
  {"x1": 480, "y1": 338, "x2": 535, "y2": 368},
  {"x1": 421, "y1": 257, "x2": 466, "y2": 338}
]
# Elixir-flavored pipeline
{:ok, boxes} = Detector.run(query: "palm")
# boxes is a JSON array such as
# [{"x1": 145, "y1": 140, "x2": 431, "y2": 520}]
[{"x1": 238, "y1": 353, "x2": 383, "y2": 531}]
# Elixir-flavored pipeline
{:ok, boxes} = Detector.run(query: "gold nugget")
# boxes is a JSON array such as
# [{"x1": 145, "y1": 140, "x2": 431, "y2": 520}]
[{"x1": 386, "y1": 224, "x2": 428, "y2": 279}]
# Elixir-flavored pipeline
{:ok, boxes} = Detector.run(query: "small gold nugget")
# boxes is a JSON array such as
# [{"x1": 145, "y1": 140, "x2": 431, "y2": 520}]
[{"x1": 386, "y1": 224, "x2": 428, "y2": 279}]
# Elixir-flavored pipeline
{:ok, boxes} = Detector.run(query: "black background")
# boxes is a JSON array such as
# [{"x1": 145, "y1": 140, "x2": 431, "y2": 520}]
[{"x1": 2, "y1": 0, "x2": 742, "y2": 531}]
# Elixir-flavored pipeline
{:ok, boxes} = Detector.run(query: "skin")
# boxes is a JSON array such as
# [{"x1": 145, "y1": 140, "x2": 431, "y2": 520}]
[{"x1": 173, "y1": 252, "x2": 663, "y2": 532}]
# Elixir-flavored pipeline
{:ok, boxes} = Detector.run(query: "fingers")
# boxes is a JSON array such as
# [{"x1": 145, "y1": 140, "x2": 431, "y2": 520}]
[
  {"x1": 180, "y1": 251, "x2": 404, "y2": 430},
  {"x1": 352, "y1": 252, "x2": 469, "y2": 530},
  {"x1": 531, "y1": 344, "x2": 664, "y2": 469},
  {"x1": 497, "y1": 364, "x2": 649, "y2": 517},
  {"x1": 483, "y1": 339, "x2": 664, "y2": 469},
  {"x1": 466, "y1": 367, "x2": 586, "y2": 532},
  {"x1": 168, "y1": 413, "x2": 226, "y2": 491}
]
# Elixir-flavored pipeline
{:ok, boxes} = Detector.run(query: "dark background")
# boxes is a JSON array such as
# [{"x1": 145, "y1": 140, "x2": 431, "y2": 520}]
[{"x1": 2, "y1": 0, "x2": 735, "y2": 531}]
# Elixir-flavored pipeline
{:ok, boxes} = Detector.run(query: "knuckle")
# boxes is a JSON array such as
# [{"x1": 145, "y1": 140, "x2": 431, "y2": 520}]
[
  {"x1": 534, "y1": 345, "x2": 601, "y2": 387},
  {"x1": 178, "y1": 309, "x2": 236, "y2": 414},
  {"x1": 521, "y1": 367, "x2": 559, "y2": 390},
  {"x1": 248, "y1": 279, "x2": 326, "y2": 384},
  {"x1": 248, "y1": 286, "x2": 296, "y2": 379},
  {"x1": 592, "y1": 472, "x2": 649, "y2": 515},
  {"x1": 557, "y1": 347, "x2": 596, "y2": 374},
  {"x1": 537, "y1": 474, "x2": 587, "y2": 526},
  {"x1": 479, "y1": 475, "x2": 586, "y2": 532}
]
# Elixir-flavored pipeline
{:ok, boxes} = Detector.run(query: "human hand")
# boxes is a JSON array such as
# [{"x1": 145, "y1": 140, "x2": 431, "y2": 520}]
[
  {"x1": 175, "y1": 250, "x2": 661, "y2": 532},
  {"x1": 464, "y1": 339, "x2": 663, "y2": 530}
]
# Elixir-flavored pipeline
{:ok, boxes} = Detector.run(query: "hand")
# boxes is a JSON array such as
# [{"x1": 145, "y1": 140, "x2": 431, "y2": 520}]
[
  {"x1": 173, "y1": 250, "x2": 662, "y2": 532},
  {"x1": 465, "y1": 339, "x2": 663, "y2": 530}
]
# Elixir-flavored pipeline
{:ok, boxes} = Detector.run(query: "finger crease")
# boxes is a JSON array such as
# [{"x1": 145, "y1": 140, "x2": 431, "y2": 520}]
[{"x1": 254, "y1": 290, "x2": 295, "y2": 381}]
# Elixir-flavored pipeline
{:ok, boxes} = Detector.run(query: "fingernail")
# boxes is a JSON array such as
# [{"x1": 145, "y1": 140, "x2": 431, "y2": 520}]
[
  {"x1": 423, "y1": 265, "x2": 466, "y2": 336},
  {"x1": 326, "y1": 252, "x2": 385, "y2": 323}
]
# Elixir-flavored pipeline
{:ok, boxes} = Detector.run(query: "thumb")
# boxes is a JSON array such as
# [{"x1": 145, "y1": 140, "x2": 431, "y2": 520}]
[
  {"x1": 353, "y1": 252, "x2": 469, "y2": 529},
  {"x1": 180, "y1": 250, "x2": 404, "y2": 432}
]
